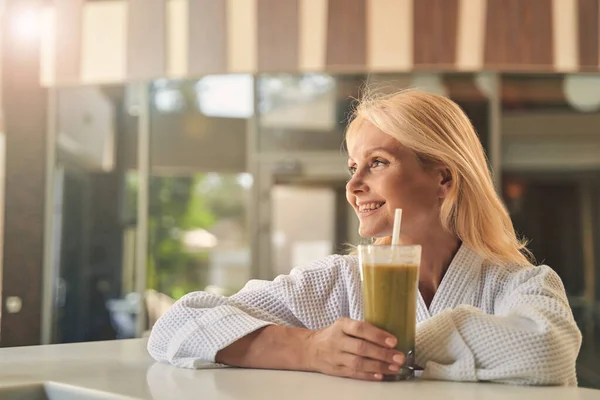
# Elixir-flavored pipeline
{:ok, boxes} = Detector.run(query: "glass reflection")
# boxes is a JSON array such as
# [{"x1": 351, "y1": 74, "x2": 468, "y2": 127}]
[
  {"x1": 145, "y1": 173, "x2": 251, "y2": 301},
  {"x1": 195, "y1": 74, "x2": 253, "y2": 118}
]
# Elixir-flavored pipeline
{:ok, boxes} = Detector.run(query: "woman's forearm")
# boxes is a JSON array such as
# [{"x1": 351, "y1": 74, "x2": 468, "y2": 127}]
[
  {"x1": 215, "y1": 325, "x2": 313, "y2": 371},
  {"x1": 216, "y1": 319, "x2": 407, "y2": 381}
]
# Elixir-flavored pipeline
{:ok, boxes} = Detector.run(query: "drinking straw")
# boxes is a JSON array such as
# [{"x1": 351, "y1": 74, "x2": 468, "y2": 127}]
[{"x1": 391, "y1": 208, "x2": 402, "y2": 246}]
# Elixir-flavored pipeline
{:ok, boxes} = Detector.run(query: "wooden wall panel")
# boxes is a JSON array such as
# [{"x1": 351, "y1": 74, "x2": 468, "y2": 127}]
[
  {"x1": 257, "y1": 0, "x2": 299, "y2": 71},
  {"x1": 298, "y1": 0, "x2": 328, "y2": 71},
  {"x1": 367, "y1": 0, "x2": 413, "y2": 71},
  {"x1": 166, "y1": 0, "x2": 188, "y2": 77},
  {"x1": 1, "y1": 0, "x2": 47, "y2": 347},
  {"x1": 227, "y1": 0, "x2": 258, "y2": 72},
  {"x1": 456, "y1": 0, "x2": 486, "y2": 70},
  {"x1": 80, "y1": 1, "x2": 128, "y2": 83},
  {"x1": 484, "y1": 0, "x2": 516, "y2": 67},
  {"x1": 188, "y1": 0, "x2": 227, "y2": 75},
  {"x1": 578, "y1": 0, "x2": 600, "y2": 69},
  {"x1": 485, "y1": 0, "x2": 553, "y2": 69},
  {"x1": 326, "y1": 0, "x2": 366, "y2": 68},
  {"x1": 54, "y1": 0, "x2": 84, "y2": 84},
  {"x1": 522, "y1": 0, "x2": 553, "y2": 67},
  {"x1": 127, "y1": 0, "x2": 166, "y2": 80},
  {"x1": 552, "y1": 0, "x2": 578, "y2": 72},
  {"x1": 413, "y1": 0, "x2": 459, "y2": 67},
  {"x1": 31, "y1": 0, "x2": 600, "y2": 85}
]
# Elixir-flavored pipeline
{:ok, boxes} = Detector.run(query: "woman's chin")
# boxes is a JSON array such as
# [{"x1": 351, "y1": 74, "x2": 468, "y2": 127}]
[{"x1": 358, "y1": 228, "x2": 387, "y2": 239}]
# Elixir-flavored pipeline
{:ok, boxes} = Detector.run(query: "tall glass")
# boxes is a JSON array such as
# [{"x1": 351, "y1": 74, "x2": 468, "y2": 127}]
[{"x1": 358, "y1": 245, "x2": 421, "y2": 381}]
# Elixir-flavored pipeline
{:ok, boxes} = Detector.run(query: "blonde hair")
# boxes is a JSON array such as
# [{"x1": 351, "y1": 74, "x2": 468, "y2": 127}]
[{"x1": 346, "y1": 88, "x2": 532, "y2": 266}]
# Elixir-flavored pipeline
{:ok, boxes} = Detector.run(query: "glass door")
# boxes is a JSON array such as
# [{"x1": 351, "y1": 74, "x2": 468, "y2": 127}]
[
  {"x1": 46, "y1": 84, "x2": 143, "y2": 342},
  {"x1": 271, "y1": 183, "x2": 341, "y2": 276},
  {"x1": 143, "y1": 75, "x2": 254, "y2": 331}
]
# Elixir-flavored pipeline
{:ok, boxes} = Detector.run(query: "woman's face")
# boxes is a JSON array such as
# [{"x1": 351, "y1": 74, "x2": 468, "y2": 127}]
[{"x1": 346, "y1": 121, "x2": 447, "y2": 241}]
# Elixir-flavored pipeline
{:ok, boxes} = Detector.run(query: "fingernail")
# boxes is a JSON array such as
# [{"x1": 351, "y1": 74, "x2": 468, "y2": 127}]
[
  {"x1": 374, "y1": 373, "x2": 383, "y2": 380},
  {"x1": 393, "y1": 354, "x2": 404, "y2": 364},
  {"x1": 389, "y1": 364, "x2": 400, "y2": 372},
  {"x1": 385, "y1": 337, "x2": 396, "y2": 347}
]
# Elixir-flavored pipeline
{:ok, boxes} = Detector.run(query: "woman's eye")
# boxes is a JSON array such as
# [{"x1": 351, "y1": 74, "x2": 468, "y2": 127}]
[
  {"x1": 371, "y1": 159, "x2": 387, "y2": 168},
  {"x1": 348, "y1": 166, "x2": 357, "y2": 176}
]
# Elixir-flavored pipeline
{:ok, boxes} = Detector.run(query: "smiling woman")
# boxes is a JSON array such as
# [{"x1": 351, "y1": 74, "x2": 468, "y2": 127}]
[
  {"x1": 347, "y1": 90, "x2": 532, "y2": 266},
  {"x1": 147, "y1": 88, "x2": 582, "y2": 386}
]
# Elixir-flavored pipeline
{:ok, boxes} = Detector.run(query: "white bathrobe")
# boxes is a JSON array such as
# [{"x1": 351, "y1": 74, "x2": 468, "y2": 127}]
[{"x1": 147, "y1": 244, "x2": 582, "y2": 386}]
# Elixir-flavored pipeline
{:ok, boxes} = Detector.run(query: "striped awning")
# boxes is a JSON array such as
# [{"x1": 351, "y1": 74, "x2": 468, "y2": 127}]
[{"x1": 35, "y1": 0, "x2": 600, "y2": 87}]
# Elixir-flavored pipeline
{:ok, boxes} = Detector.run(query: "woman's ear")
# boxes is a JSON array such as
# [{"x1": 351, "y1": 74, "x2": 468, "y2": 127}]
[{"x1": 438, "y1": 168, "x2": 452, "y2": 198}]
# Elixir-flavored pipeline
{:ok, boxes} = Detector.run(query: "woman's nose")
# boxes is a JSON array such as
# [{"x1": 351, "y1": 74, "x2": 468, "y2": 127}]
[{"x1": 346, "y1": 172, "x2": 367, "y2": 194}]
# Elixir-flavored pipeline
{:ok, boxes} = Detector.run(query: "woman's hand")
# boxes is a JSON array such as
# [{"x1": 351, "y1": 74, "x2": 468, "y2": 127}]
[{"x1": 304, "y1": 318, "x2": 405, "y2": 381}]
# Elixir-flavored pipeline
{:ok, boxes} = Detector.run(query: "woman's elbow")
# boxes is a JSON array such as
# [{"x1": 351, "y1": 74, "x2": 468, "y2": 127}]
[
  {"x1": 146, "y1": 320, "x2": 171, "y2": 363},
  {"x1": 518, "y1": 325, "x2": 582, "y2": 386}
]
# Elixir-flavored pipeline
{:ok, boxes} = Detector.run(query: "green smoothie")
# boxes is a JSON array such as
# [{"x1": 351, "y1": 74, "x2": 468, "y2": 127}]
[{"x1": 362, "y1": 263, "x2": 419, "y2": 376}]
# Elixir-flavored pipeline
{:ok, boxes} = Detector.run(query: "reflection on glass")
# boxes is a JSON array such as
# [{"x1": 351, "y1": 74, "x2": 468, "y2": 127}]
[
  {"x1": 195, "y1": 74, "x2": 253, "y2": 118},
  {"x1": 151, "y1": 75, "x2": 255, "y2": 118},
  {"x1": 51, "y1": 86, "x2": 140, "y2": 343},
  {"x1": 257, "y1": 74, "x2": 357, "y2": 152},
  {"x1": 152, "y1": 79, "x2": 186, "y2": 113},
  {"x1": 146, "y1": 75, "x2": 252, "y2": 332},
  {"x1": 259, "y1": 74, "x2": 335, "y2": 114},
  {"x1": 144, "y1": 173, "x2": 251, "y2": 301}
]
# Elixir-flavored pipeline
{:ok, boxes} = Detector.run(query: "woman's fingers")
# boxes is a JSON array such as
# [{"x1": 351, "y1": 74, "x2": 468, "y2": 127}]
[
  {"x1": 338, "y1": 352, "x2": 400, "y2": 375},
  {"x1": 340, "y1": 336, "x2": 404, "y2": 366},
  {"x1": 307, "y1": 318, "x2": 406, "y2": 381},
  {"x1": 331, "y1": 365, "x2": 385, "y2": 381},
  {"x1": 339, "y1": 318, "x2": 395, "y2": 348}
]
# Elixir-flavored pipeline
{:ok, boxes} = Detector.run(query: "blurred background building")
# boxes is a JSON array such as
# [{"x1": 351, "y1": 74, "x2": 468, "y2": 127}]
[{"x1": 0, "y1": 0, "x2": 599, "y2": 387}]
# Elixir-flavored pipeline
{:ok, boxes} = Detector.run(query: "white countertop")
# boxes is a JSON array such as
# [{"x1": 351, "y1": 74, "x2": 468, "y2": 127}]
[{"x1": 0, "y1": 338, "x2": 598, "y2": 399}]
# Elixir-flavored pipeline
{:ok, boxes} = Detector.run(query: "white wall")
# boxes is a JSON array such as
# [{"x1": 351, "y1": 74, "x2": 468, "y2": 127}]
[{"x1": 271, "y1": 185, "x2": 335, "y2": 276}]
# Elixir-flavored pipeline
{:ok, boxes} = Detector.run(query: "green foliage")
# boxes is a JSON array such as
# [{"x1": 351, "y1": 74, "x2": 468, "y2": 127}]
[{"x1": 129, "y1": 172, "x2": 248, "y2": 299}]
